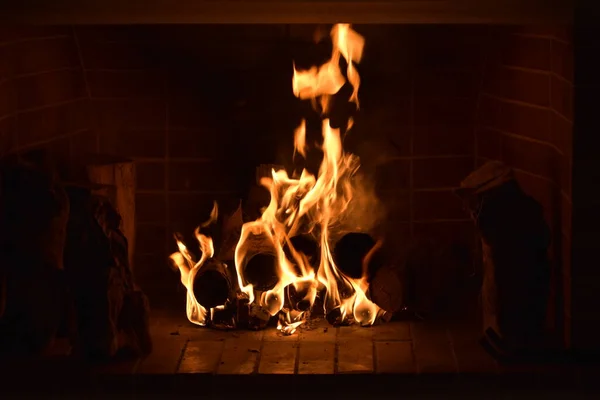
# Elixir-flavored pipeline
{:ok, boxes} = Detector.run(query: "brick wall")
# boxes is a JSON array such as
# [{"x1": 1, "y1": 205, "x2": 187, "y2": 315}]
[
  {"x1": 0, "y1": 26, "x2": 91, "y2": 159},
  {"x1": 72, "y1": 25, "x2": 299, "y2": 297},
  {"x1": 476, "y1": 25, "x2": 573, "y2": 347},
  {"x1": 362, "y1": 26, "x2": 485, "y2": 267}
]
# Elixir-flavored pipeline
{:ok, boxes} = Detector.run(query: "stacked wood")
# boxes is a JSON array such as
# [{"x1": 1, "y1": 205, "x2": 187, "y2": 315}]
[
  {"x1": 85, "y1": 155, "x2": 136, "y2": 271},
  {"x1": 456, "y1": 161, "x2": 551, "y2": 357},
  {"x1": 64, "y1": 186, "x2": 151, "y2": 360},
  {"x1": 0, "y1": 151, "x2": 70, "y2": 356}
]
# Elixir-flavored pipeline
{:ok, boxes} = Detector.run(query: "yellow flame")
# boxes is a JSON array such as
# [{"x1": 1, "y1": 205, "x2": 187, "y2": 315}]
[
  {"x1": 293, "y1": 119, "x2": 307, "y2": 158},
  {"x1": 173, "y1": 24, "x2": 380, "y2": 331},
  {"x1": 234, "y1": 24, "x2": 380, "y2": 328},
  {"x1": 170, "y1": 201, "x2": 218, "y2": 325}
]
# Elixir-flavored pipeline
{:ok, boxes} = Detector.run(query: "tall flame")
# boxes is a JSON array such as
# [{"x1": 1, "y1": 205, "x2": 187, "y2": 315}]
[
  {"x1": 234, "y1": 24, "x2": 381, "y2": 330},
  {"x1": 172, "y1": 24, "x2": 382, "y2": 331}
]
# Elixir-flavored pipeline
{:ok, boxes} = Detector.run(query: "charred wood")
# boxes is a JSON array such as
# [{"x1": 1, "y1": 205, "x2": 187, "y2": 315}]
[
  {"x1": 236, "y1": 296, "x2": 271, "y2": 330},
  {"x1": 209, "y1": 301, "x2": 237, "y2": 330},
  {"x1": 286, "y1": 280, "x2": 316, "y2": 311},
  {"x1": 192, "y1": 258, "x2": 233, "y2": 309},
  {"x1": 369, "y1": 264, "x2": 405, "y2": 314},
  {"x1": 243, "y1": 253, "x2": 279, "y2": 292}
]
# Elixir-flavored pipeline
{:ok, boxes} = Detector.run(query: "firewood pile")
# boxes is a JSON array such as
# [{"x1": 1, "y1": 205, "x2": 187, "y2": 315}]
[
  {"x1": 170, "y1": 186, "x2": 428, "y2": 333},
  {"x1": 0, "y1": 151, "x2": 151, "y2": 360}
]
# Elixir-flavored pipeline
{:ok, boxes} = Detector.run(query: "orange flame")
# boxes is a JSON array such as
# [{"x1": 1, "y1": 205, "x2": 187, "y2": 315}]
[
  {"x1": 172, "y1": 24, "x2": 381, "y2": 332},
  {"x1": 170, "y1": 201, "x2": 219, "y2": 325},
  {"x1": 235, "y1": 24, "x2": 381, "y2": 330}
]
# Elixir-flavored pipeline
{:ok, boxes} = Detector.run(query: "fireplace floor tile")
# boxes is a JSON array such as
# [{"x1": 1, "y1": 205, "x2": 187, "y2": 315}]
[
  {"x1": 1, "y1": 308, "x2": 597, "y2": 398},
  {"x1": 103, "y1": 309, "x2": 563, "y2": 378}
]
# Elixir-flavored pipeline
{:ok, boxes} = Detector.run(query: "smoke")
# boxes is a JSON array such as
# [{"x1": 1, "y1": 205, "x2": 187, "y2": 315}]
[{"x1": 337, "y1": 162, "x2": 385, "y2": 237}]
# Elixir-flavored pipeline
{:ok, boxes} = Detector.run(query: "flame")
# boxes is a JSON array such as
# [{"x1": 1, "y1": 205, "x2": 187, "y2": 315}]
[
  {"x1": 170, "y1": 201, "x2": 219, "y2": 326},
  {"x1": 234, "y1": 24, "x2": 381, "y2": 329},
  {"x1": 277, "y1": 309, "x2": 306, "y2": 335},
  {"x1": 172, "y1": 24, "x2": 382, "y2": 332}
]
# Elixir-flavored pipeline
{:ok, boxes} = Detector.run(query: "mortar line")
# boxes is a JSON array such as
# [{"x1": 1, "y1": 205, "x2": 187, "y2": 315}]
[
  {"x1": 408, "y1": 33, "x2": 416, "y2": 241},
  {"x1": 164, "y1": 67, "x2": 170, "y2": 260},
  {"x1": 13, "y1": 66, "x2": 80, "y2": 79},
  {"x1": 254, "y1": 335, "x2": 265, "y2": 374},
  {"x1": 174, "y1": 338, "x2": 190, "y2": 373},
  {"x1": 16, "y1": 97, "x2": 88, "y2": 115},
  {"x1": 333, "y1": 326, "x2": 340, "y2": 374},
  {"x1": 371, "y1": 337, "x2": 378, "y2": 374},
  {"x1": 445, "y1": 328, "x2": 460, "y2": 375},
  {"x1": 408, "y1": 322, "x2": 419, "y2": 374},
  {"x1": 0, "y1": 34, "x2": 69, "y2": 47},
  {"x1": 293, "y1": 337, "x2": 301, "y2": 375},
  {"x1": 71, "y1": 27, "x2": 96, "y2": 153}
]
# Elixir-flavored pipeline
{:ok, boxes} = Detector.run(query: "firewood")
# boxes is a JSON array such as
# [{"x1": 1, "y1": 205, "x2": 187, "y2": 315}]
[
  {"x1": 286, "y1": 280, "x2": 315, "y2": 311},
  {"x1": 0, "y1": 152, "x2": 70, "y2": 356},
  {"x1": 247, "y1": 301, "x2": 271, "y2": 330},
  {"x1": 369, "y1": 264, "x2": 405, "y2": 314},
  {"x1": 192, "y1": 258, "x2": 233, "y2": 309},
  {"x1": 85, "y1": 154, "x2": 136, "y2": 271},
  {"x1": 325, "y1": 306, "x2": 350, "y2": 326},
  {"x1": 242, "y1": 253, "x2": 279, "y2": 292},
  {"x1": 64, "y1": 187, "x2": 151, "y2": 360},
  {"x1": 457, "y1": 161, "x2": 551, "y2": 357},
  {"x1": 333, "y1": 232, "x2": 383, "y2": 279},
  {"x1": 209, "y1": 302, "x2": 236, "y2": 330}
]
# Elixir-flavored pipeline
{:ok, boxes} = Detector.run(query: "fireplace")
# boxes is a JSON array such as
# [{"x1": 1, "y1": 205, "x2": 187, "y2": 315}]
[{"x1": 2, "y1": 0, "x2": 597, "y2": 396}]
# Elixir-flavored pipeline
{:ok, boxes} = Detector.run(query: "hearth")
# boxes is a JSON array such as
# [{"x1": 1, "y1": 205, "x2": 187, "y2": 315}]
[{"x1": 2, "y1": 3, "x2": 595, "y2": 393}]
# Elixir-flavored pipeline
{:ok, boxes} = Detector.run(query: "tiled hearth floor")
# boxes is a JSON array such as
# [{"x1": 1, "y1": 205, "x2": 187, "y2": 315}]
[
  {"x1": 137, "y1": 310, "x2": 497, "y2": 375},
  {"x1": 2, "y1": 310, "x2": 600, "y2": 399}
]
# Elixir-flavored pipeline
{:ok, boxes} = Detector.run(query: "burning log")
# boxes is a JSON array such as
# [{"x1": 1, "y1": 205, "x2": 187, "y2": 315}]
[
  {"x1": 210, "y1": 302, "x2": 237, "y2": 330},
  {"x1": 192, "y1": 258, "x2": 232, "y2": 309},
  {"x1": 243, "y1": 254, "x2": 279, "y2": 291},
  {"x1": 236, "y1": 296, "x2": 271, "y2": 330},
  {"x1": 333, "y1": 232, "x2": 383, "y2": 279},
  {"x1": 286, "y1": 280, "x2": 317, "y2": 311},
  {"x1": 286, "y1": 234, "x2": 320, "y2": 273},
  {"x1": 369, "y1": 264, "x2": 405, "y2": 315},
  {"x1": 456, "y1": 161, "x2": 551, "y2": 358},
  {"x1": 326, "y1": 307, "x2": 350, "y2": 326}
]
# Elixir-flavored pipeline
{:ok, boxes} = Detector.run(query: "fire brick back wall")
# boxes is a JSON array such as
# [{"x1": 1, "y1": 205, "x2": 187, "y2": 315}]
[
  {"x1": 0, "y1": 26, "x2": 91, "y2": 158},
  {"x1": 476, "y1": 25, "x2": 573, "y2": 347}
]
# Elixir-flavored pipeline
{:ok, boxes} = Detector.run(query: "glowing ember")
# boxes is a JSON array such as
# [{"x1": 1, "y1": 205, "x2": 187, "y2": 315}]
[{"x1": 171, "y1": 24, "x2": 384, "y2": 333}]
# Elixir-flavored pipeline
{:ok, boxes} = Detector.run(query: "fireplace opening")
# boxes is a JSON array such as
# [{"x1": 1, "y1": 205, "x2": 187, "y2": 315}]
[{"x1": 0, "y1": 21, "x2": 577, "y2": 384}]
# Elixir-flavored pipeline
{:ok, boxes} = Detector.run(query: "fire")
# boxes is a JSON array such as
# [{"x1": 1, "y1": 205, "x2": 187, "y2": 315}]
[
  {"x1": 170, "y1": 201, "x2": 219, "y2": 326},
  {"x1": 171, "y1": 24, "x2": 383, "y2": 332}
]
